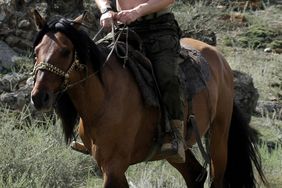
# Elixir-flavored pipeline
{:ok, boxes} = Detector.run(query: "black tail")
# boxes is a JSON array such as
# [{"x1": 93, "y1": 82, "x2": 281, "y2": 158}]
[{"x1": 224, "y1": 103, "x2": 268, "y2": 187}]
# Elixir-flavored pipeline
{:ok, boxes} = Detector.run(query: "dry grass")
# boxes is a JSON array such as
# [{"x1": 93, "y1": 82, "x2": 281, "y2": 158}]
[{"x1": 0, "y1": 1, "x2": 281, "y2": 187}]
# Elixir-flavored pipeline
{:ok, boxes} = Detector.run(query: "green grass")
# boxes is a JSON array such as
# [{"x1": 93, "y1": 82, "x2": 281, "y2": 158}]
[
  {"x1": 218, "y1": 46, "x2": 282, "y2": 101},
  {"x1": 0, "y1": 106, "x2": 97, "y2": 187},
  {"x1": 0, "y1": 105, "x2": 281, "y2": 187}
]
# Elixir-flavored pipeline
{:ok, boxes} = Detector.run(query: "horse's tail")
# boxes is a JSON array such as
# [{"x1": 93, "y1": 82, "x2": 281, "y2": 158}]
[{"x1": 224, "y1": 103, "x2": 268, "y2": 187}]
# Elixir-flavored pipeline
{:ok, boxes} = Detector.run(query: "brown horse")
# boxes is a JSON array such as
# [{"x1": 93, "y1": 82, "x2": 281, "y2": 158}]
[{"x1": 31, "y1": 11, "x2": 267, "y2": 188}]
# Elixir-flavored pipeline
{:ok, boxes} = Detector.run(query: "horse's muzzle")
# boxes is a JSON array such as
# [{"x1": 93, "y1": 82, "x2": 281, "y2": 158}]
[{"x1": 31, "y1": 89, "x2": 54, "y2": 111}]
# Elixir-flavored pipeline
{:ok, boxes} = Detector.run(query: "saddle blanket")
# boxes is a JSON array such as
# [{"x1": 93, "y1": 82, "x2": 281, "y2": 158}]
[
  {"x1": 97, "y1": 32, "x2": 210, "y2": 107},
  {"x1": 117, "y1": 43, "x2": 210, "y2": 107}
]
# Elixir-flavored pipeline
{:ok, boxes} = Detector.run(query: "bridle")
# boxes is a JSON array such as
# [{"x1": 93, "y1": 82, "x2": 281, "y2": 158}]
[
  {"x1": 32, "y1": 52, "x2": 86, "y2": 86},
  {"x1": 33, "y1": 57, "x2": 78, "y2": 83},
  {"x1": 32, "y1": 19, "x2": 128, "y2": 94},
  {"x1": 32, "y1": 54, "x2": 104, "y2": 96}
]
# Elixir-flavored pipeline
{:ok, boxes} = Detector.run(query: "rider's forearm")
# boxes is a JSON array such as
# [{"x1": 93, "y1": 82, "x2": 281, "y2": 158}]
[
  {"x1": 95, "y1": 0, "x2": 112, "y2": 13},
  {"x1": 134, "y1": 0, "x2": 175, "y2": 17}
]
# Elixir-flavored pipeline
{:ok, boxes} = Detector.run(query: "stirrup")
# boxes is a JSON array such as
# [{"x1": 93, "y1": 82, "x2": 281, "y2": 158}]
[
  {"x1": 158, "y1": 133, "x2": 185, "y2": 163},
  {"x1": 164, "y1": 139, "x2": 185, "y2": 163}
]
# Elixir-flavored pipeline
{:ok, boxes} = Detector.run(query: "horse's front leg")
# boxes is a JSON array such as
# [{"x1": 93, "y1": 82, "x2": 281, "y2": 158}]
[
  {"x1": 103, "y1": 169, "x2": 128, "y2": 188},
  {"x1": 94, "y1": 146, "x2": 129, "y2": 188}
]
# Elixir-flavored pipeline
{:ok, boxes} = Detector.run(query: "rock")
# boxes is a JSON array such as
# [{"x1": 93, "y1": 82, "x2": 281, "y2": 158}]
[
  {"x1": 0, "y1": 86, "x2": 32, "y2": 110},
  {"x1": 0, "y1": 0, "x2": 100, "y2": 54},
  {"x1": 255, "y1": 100, "x2": 282, "y2": 120},
  {"x1": 18, "y1": 19, "x2": 31, "y2": 29},
  {"x1": 0, "y1": 72, "x2": 28, "y2": 93},
  {"x1": 0, "y1": 74, "x2": 32, "y2": 110},
  {"x1": 4, "y1": 35, "x2": 33, "y2": 51},
  {"x1": 0, "y1": 40, "x2": 18, "y2": 70},
  {"x1": 233, "y1": 70, "x2": 259, "y2": 123},
  {"x1": 0, "y1": 6, "x2": 6, "y2": 22},
  {"x1": 182, "y1": 29, "x2": 217, "y2": 46},
  {"x1": 264, "y1": 47, "x2": 272, "y2": 52}
]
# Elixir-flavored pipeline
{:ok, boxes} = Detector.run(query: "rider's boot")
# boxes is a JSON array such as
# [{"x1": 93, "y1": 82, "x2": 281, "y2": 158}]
[{"x1": 160, "y1": 120, "x2": 185, "y2": 163}]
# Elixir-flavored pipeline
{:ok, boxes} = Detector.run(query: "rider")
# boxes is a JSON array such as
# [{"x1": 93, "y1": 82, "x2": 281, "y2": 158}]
[{"x1": 96, "y1": 0, "x2": 185, "y2": 163}]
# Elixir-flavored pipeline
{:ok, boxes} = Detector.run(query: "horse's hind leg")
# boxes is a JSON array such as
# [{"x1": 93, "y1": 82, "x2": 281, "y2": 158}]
[
  {"x1": 210, "y1": 111, "x2": 232, "y2": 188},
  {"x1": 168, "y1": 149, "x2": 207, "y2": 188}
]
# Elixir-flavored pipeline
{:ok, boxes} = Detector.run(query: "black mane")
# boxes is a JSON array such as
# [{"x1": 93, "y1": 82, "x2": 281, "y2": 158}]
[
  {"x1": 33, "y1": 18, "x2": 103, "y2": 72},
  {"x1": 33, "y1": 18, "x2": 104, "y2": 144}
]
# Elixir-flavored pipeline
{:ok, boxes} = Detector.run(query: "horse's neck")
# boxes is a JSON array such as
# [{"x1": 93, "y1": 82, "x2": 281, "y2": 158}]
[{"x1": 67, "y1": 70, "x2": 105, "y2": 121}]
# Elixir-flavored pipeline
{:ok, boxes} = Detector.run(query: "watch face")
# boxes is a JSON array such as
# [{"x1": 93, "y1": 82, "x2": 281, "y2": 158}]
[{"x1": 101, "y1": 7, "x2": 112, "y2": 14}]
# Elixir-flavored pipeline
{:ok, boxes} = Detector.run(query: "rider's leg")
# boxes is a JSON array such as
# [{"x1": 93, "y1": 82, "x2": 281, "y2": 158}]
[{"x1": 143, "y1": 33, "x2": 185, "y2": 163}]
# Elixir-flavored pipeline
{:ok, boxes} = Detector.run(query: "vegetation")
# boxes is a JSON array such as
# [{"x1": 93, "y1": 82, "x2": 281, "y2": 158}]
[{"x1": 0, "y1": 1, "x2": 282, "y2": 187}]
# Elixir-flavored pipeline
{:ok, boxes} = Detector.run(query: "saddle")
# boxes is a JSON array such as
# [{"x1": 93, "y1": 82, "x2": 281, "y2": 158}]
[{"x1": 97, "y1": 28, "x2": 210, "y2": 108}]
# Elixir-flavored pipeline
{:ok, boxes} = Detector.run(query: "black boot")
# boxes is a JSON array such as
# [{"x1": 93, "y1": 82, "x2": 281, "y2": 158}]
[{"x1": 160, "y1": 120, "x2": 185, "y2": 163}]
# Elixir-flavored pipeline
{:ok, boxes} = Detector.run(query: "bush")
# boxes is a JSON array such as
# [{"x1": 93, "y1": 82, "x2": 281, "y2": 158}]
[{"x1": 0, "y1": 106, "x2": 97, "y2": 187}]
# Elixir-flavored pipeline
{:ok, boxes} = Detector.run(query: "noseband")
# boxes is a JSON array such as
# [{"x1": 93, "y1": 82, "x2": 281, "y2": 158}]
[
  {"x1": 32, "y1": 56, "x2": 84, "y2": 85},
  {"x1": 32, "y1": 18, "x2": 95, "y2": 93}
]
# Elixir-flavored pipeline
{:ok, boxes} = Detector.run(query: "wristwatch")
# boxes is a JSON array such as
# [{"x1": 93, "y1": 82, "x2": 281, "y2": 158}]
[{"x1": 101, "y1": 7, "x2": 113, "y2": 14}]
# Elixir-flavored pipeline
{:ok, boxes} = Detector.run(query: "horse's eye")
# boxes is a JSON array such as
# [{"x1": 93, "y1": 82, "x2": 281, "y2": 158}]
[{"x1": 61, "y1": 48, "x2": 71, "y2": 58}]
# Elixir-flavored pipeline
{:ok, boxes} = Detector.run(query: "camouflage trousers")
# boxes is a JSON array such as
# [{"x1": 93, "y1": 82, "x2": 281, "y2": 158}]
[{"x1": 129, "y1": 13, "x2": 185, "y2": 120}]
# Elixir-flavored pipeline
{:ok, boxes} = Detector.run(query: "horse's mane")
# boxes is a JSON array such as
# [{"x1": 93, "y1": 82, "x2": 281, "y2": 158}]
[
  {"x1": 33, "y1": 18, "x2": 103, "y2": 144},
  {"x1": 33, "y1": 17, "x2": 103, "y2": 71}
]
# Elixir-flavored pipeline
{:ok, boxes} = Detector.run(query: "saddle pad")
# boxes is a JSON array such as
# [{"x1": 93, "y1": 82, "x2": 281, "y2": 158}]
[
  {"x1": 179, "y1": 46, "x2": 210, "y2": 99},
  {"x1": 116, "y1": 43, "x2": 210, "y2": 107}
]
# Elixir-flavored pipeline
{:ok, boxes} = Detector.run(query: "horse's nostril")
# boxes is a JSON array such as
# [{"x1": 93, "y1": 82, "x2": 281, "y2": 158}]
[{"x1": 31, "y1": 90, "x2": 53, "y2": 110}]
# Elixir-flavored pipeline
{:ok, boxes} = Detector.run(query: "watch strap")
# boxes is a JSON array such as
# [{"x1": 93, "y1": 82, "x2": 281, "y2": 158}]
[{"x1": 101, "y1": 7, "x2": 113, "y2": 14}]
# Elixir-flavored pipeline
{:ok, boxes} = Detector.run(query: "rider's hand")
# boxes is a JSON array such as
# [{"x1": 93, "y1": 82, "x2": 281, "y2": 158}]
[
  {"x1": 115, "y1": 9, "x2": 140, "y2": 25},
  {"x1": 100, "y1": 11, "x2": 116, "y2": 30}
]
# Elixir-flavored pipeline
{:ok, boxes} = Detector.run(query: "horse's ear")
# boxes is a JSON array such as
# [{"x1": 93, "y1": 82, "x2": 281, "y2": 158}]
[
  {"x1": 33, "y1": 9, "x2": 46, "y2": 30},
  {"x1": 72, "y1": 11, "x2": 87, "y2": 29}
]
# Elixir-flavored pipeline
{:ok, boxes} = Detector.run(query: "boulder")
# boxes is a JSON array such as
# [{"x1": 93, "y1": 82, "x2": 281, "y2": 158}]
[
  {"x1": 0, "y1": 72, "x2": 28, "y2": 93},
  {"x1": 0, "y1": 0, "x2": 100, "y2": 54},
  {"x1": 255, "y1": 100, "x2": 282, "y2": 120},
  {"x1": 0, "y1": 40, "x2": 19, "y2": 70},
  {"x1": 182, "y1": 29, "x2": 217, "y2": 46},
  {"x1": 0, "y1": 74, "x2": 32, "y2": 110},
  {"x1": 233, "y1": 70, "x2": 259, "y2": 123}
]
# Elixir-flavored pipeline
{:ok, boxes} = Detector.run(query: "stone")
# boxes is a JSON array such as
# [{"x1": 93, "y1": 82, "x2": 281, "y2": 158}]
[
  {"x1": 264, "y1": 47, "x2": 272, "y2": 53},
  {"x1": 18, "y1": 19, "x2": 31, "y2": 29},
  {"x1": 255, "y1": 100, "x2": 282, "y2": 120},
  {"x1": 0, "y1": 74, "x2": 32, "y2": 110},
  {"x1": 0, "y1": 7, "x2": 6, "y2": 22},
  {"x1": 233, "y1": 70, "x2": 259, "y2": 123},
  {"x1": 0, "y1": 85, "x2": 31, "y2": 110},
  {"x1": 0, "y1": 40, "x2": 18, "y2": 70},
  {"x1": 0, "y1": 72, "x2": 28, "y2": 92},
  {"x1": 182, "y1": 30, "x2": 217, "y2": 46},
  {"x1": 4, "y1": 35, "x2": 20, "y2": 47}
]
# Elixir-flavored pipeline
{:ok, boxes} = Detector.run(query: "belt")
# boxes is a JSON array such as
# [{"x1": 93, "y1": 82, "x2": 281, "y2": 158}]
[{"x1": 137, "y1": 9, "x2": 170, "y2": 21}]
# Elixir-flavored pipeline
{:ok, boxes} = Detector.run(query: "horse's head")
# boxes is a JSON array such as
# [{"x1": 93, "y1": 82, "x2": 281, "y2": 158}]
[{"x1": 31, "y1": 10, "x2": 88, "y2": 111}]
